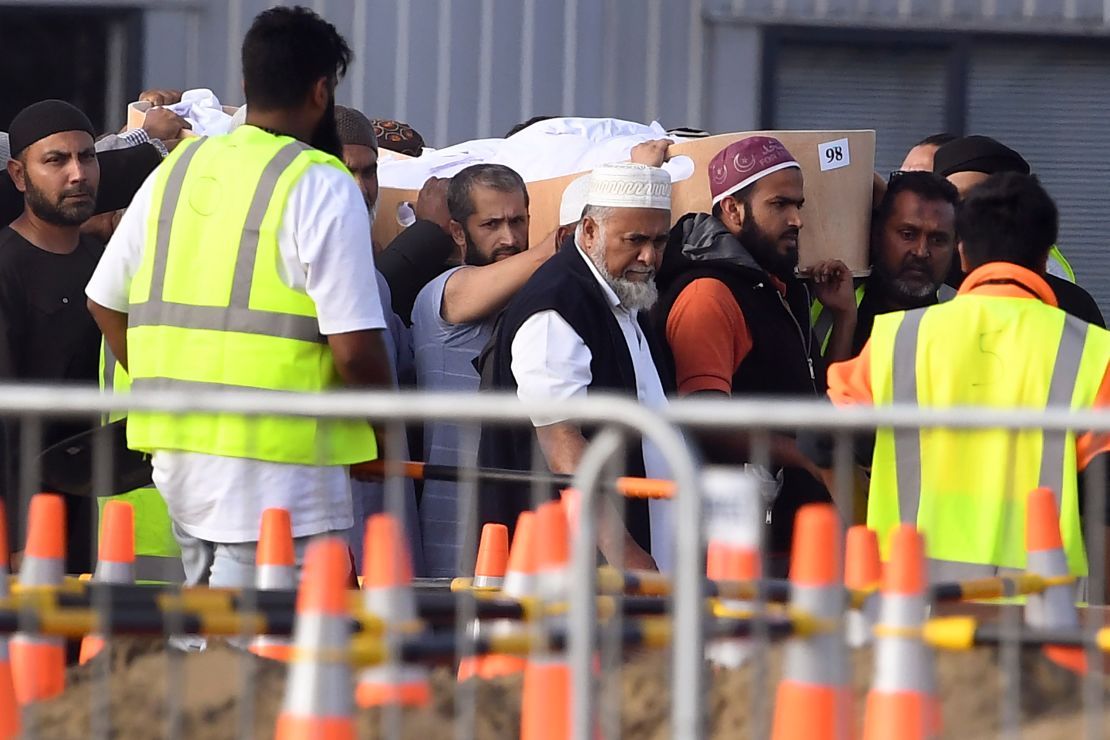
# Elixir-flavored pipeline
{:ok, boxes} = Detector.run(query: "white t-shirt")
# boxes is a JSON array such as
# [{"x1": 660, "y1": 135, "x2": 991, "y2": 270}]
[
  {"x1": 86, "y1": 155, "x2": 386, "y2": 543},
  {"x1": 509, "y1": 246, "x2": 674, "y2": 570}
]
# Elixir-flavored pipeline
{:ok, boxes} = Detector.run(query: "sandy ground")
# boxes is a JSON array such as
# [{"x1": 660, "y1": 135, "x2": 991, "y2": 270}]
[{"x1": 21, "y1": 635, "x2": 1110, "y2": 739}]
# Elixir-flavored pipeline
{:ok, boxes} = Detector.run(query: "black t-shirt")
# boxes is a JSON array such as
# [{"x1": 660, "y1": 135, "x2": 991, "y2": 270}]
[
  {"x1": 0, "y1": 227, "x2": 103, "y2": 384},
  {"x1": 850, "y1": 277, "x2": 938, "y2": 359},
  {"x1": 946, "y1": 266, "x2": 1105, "y2": 328},
  {"x1": 1045, "y1": 273, "x2": 1106, "y2": 328},
  {"x1": 0, "y1": 226, "x2": 103, "y2": 571}
]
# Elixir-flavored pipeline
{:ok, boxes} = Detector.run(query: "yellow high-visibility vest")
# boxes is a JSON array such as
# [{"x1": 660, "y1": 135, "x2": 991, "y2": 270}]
[
  {"x1": 867, "y1": 293, "x2": 1110, "y2": 576},
  {"x1": 811, "y1": 284, "x2": 866, "y2": 356},
  {"x1": 1048, "y1": 245, "x2": 1075, "y2": 283},
  {"x1": 813, "y1": 245, "x2": 1074, "y2": 358},
  {"x1": 98, "y1": 342, "x2": 182, "y2": 583},
  {"x1": 125, "y1": 125, "x2": 376, "y2": 465}
]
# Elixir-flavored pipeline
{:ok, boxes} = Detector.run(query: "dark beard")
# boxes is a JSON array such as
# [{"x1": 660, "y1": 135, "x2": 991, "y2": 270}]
[
  {"x1": 310, "y1": 96, "x2": 344, "y2": 159},
  {"x1": 463, "y1": 230, "x2": 492, "y2": 267},
  {"x1": 463, "y1": 231, "x2": 524, "y2": 266},
  {"x1": 24, "y1": 172, "x2": 96, "y2": 226},
  {"x1": 739, "y1": 206, "x2": 798, "y2": 280}
]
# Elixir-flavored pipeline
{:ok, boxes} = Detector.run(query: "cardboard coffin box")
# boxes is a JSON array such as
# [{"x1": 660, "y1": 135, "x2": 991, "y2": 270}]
[{"x1": 374, "y1": 130, "x2": 876, "y2": 274}]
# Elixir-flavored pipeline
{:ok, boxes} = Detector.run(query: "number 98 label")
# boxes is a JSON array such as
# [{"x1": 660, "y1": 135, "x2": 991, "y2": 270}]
[{"x1": 818, "y1": 137, "x2": 851, "y2": 172}]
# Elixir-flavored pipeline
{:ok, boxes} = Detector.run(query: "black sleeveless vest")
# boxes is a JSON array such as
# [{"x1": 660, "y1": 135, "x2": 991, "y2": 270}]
[
  {"x1": 475, "y1": 244, "x2": 668, "y2": 552},
  {"x1": 655, "y1": 215, "x2": 821, "y2": 399}
]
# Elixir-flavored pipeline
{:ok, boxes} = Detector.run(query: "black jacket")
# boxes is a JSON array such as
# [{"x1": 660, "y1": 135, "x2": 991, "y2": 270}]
[
  {"x1": 654, "y1": 213, "x2": 831, "y2": 562},
  {"x1": 655, "y1": 213, "x2": 821, "y2": 397},
  {"x1": 475, "y1": 244, "x2": 669, "y2": 551}
]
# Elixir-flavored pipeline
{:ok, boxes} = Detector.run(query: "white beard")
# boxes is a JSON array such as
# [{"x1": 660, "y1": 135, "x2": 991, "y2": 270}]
[
  {"x1": 606, "y1": 272, "x2": 659, "y2": 311},
  {"x1": 889, "y1": 275, "x2": 937, "y2": 300},
  {"x1": 586, "y1": 237, "x2": 659, "y2": 312}
]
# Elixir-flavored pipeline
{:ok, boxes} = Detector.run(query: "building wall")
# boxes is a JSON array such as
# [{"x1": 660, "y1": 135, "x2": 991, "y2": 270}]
[
  {"x1": 138, "y1": 0, "x2": 737, "y2": 146},
  {"x1": 6, "y1": 0, "x2": 1110, "y2": 310},
  {"x1": 762, "y1": 28, "x2": 1110, "y2": 314}
]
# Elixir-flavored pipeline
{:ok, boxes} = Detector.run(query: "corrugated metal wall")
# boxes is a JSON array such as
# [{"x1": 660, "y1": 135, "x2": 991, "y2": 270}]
[
  {"x1": 966, "y1": 41, "x2": 1110, "y2": 314},
  {"x1": 134, "y1": 0, "x2": 1110, "y2": 144},
  {"x1": 140, "y1": 0, "x2": 714, "y2": 147},
  {"x1": 11, "y1": 0, "x2": 1110, "y2": 309},
  {"x1": 773, "y1": 42, "x2": 948, "y2": 176},
  {"x1": 703, "y1": 0, "x2": 1110, "y2": 25}
]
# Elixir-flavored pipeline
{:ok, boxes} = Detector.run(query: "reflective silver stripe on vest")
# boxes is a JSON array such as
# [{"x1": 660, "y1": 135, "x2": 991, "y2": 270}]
[
  {"x1": 890, "y1": 309, "x2": 926, "y2": 524},
  {"x1": 129, "y1": 376, "x2": 307, "y2": 396},
  {"x1": 144, "y1": 137, "x2": 208, "y2": 307},
  {"x1": 103, "y1": 342, "x2": 117, "y2": 391},
  {"x1": 1037, "y1": 315, "x2": 1090, "y2": 513},
  {"x1": 134, "y1": 302, "x2": 323, "y2": 344},
  {"x1": 894, "y1": 310, "x2": 1089, "y2": 526},
  {"x1": 813, "y1": 309, "x2": 835, "y2": 352},
  {"x1": 129, "y1": 138, "x2": 325, "y2": 344},
  {"x1": 134, "y1": 555, "x2": 185, "y2": 584}
]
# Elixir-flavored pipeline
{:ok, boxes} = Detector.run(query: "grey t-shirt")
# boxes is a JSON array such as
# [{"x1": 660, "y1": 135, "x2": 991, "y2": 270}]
[{"x1": 411, "y1": 267, "x2": 496, "y2": 575}]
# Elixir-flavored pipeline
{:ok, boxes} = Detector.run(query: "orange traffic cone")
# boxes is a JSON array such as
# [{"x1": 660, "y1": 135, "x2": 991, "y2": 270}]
[
  {"x1": 1025, "y1": 487, "x2": 1078, "y2": 630},
  {"x1": 1024, "y1": 487, "x2": 1086, "y2": 674},
  {"x1": 275, "y1": 537, "x2": 355, "y2": 740},
  {"x1": 0, "y1": 501, "x2": 19, "y2": 739},
  {"x1": 534, "y1": 500, "x2": 570, "y2": 601},
  {"x1": 502, "y1": 511, "x2": 538, "y2": 600},
  {"x1": 862, "y1": 525, "x2": 940, "y2": 740},
  {"x1": 520, "y1": 500, "x2": 574, "y2": 740},
  {"x1": 10, "y1": 494, "x2": 66, "y2": 705},
  {"x1": 251, "y1": 508, "x2": 297, "y2": 662},
  {"x1": 356, "y1": 513, "x2": 429, "y2": 708},
  {"x1": 771, "y1": 503, "x2": 852, "y2": 740},
  {"x1": 703, "y1": 466, "x2": 763, "y2": 669},
  {"x1": 473, "y1": 522, "x2": 509, "y2": 589},
  {"x1": 80, "y1": 500, "x2": 137, "y2": 664},
  {"x1": 845, "y1": 525, "x2": 882, "y2": 648},
  {"x1": 706, "y1": 539, "x2": 760, "y2": 668},
  {"x1": 458, "y1": 523, "x2": 524, "y2": 681},
  {"x1": 520, "y1": 652, "x2": 572, "y2": 740}
]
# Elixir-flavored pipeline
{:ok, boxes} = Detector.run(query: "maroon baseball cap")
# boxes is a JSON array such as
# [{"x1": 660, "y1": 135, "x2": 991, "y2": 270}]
[{"x1": 708, "y1": 136, "x2": 800, "y2": 206}]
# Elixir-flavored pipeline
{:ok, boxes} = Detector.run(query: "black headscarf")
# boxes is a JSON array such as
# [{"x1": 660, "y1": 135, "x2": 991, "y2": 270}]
[{"x1": 933, "y1": 135, "x2": 1030, "y2": 177}]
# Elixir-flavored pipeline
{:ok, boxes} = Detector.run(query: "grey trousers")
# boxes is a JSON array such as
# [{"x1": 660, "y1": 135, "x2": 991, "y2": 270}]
[{"x1": 170, "y1": 523, "x2": 348, "y2": 651}]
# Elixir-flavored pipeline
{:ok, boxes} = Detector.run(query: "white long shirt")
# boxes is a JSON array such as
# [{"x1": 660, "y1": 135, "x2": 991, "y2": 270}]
[
  {"x1": 86, "y1": 149, "x2": 386, "y2": 543},
  {"x1": 510, "y1": 245, "x2": 674, "y2": 570}
]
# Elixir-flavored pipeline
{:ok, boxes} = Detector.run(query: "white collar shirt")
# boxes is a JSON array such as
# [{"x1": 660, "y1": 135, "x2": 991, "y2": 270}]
[{"x1": 510, "y1": 244, "x2": 675, "y2": 570}]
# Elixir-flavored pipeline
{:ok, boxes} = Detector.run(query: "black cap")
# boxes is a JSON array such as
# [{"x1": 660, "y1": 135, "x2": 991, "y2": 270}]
[
  {"x1": 7, "y1": 99, "x2": 95, "y2": 157},
  {"x1": 932, "y1": 135, "x2": 1030, "y2": 178}
]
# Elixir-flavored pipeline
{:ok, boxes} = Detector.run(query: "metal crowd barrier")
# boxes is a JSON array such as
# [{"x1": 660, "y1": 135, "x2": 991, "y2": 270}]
[{"x1": 1, "y1": 384, "x2": 1109, "y2": 738}]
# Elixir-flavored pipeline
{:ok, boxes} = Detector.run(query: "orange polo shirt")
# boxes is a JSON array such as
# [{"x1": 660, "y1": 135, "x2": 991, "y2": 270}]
[
  {"x1": 666, "y1": 275, "x2": 788, "y2": 396},
  {"x1": 827, "y1": 262, "x2": 1110, "y2": 470}
]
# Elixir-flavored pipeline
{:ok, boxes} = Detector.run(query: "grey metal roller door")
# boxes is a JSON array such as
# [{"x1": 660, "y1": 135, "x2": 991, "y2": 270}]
[
  {"x1": 967, "y1": 43, "x2": 1110, "y2": 316},
  {"x1": 772, "y1": 43, "x2": 948, "y2": 176}
]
